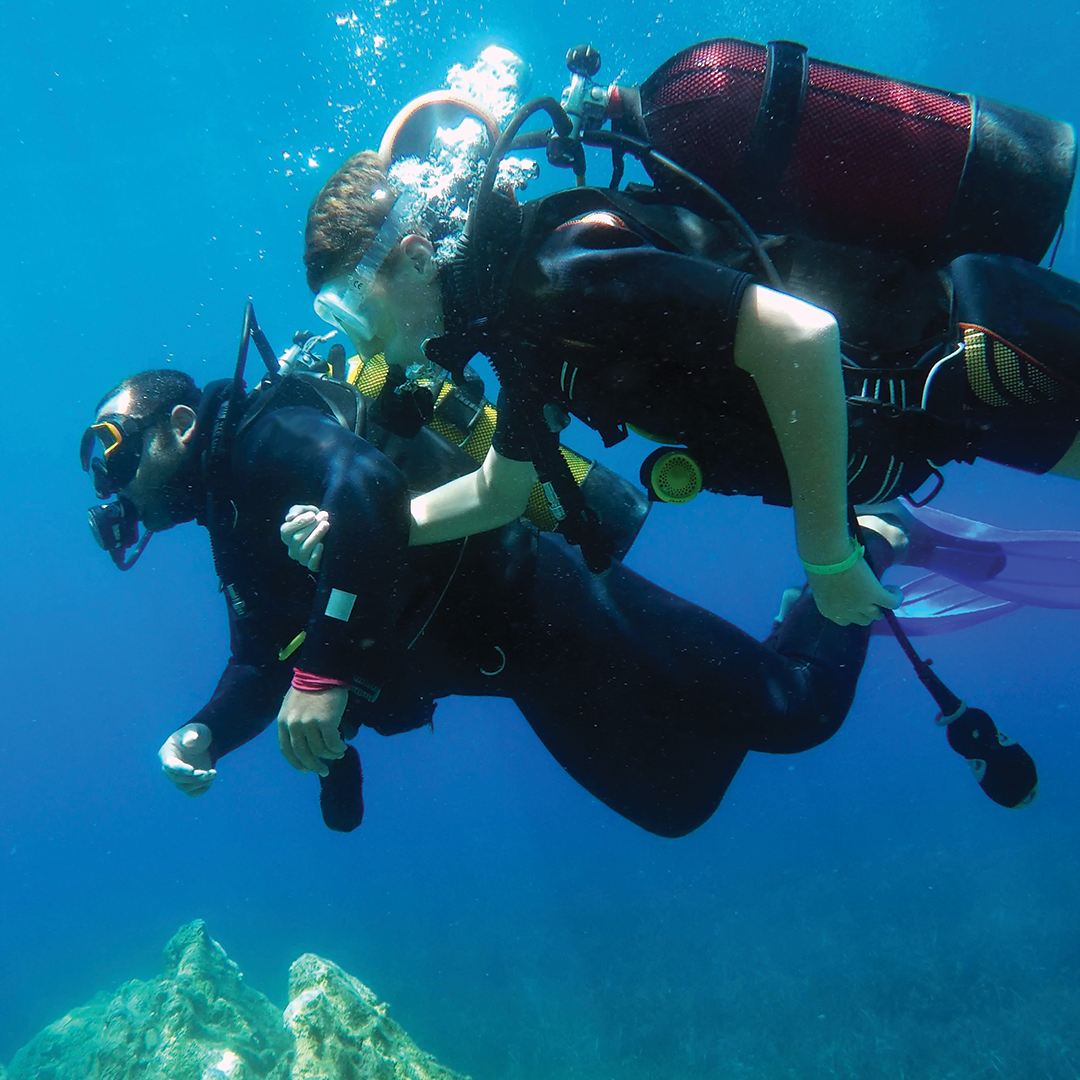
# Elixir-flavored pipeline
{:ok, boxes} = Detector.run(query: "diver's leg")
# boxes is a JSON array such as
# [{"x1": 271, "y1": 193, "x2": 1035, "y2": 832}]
[
  {"x1": 470, "y1": 531, "x2": 845, "y2": 836},
  {"x1": 504, "y1": 528, "x2": 906, "y2": 832},
  {"x1": 434, "y1": 520, "x2": 909, "y2": 837},
  {"x1": 750, "y1": 591, "x2": 870, "y2": 753},
  {"x1": 748, "y1": 527, "x2": 899, "y2": 755}
]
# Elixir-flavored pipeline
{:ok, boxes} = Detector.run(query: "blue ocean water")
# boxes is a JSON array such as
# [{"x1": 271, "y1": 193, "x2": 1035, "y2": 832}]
[{"x1": 2, "y1": 0, "x2": 1079, "y2": 1076}]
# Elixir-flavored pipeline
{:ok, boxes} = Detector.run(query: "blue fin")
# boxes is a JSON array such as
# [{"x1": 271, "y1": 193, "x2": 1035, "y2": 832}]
[{"x1": 869, "y1": 500, "x2": 1080, "y2": 635}]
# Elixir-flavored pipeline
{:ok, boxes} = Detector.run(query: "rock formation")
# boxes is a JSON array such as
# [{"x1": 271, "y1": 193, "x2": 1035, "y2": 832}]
[
  {"x1": 4, "y1": 922, "x2": 469, "y2": 1080},
  {"x1": 286, "y1": 953, "x2": 463, "y2": 1080}
]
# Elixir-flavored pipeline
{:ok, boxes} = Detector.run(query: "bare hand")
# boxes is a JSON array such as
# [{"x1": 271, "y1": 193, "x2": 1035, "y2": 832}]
[
  {"x1": 159, "y1": 723, "x2": 217, "y2": 796},
  {"x1": 806, "y1": 557, "x2": 903, "y2": 626},
  {"x1": 276, "y1": 686, "x2": 349, "y2": 775},
  {"x1": 281, "y1": 504, "x2": 330, "y2": 572}
]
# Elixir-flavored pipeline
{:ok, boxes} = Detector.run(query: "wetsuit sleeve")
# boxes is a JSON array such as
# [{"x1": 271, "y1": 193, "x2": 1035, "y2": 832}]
[
  {"x1": 187, "y1": 659, "x2": 291, "y2": 763},
  {"x1": 233, "y1": 408, "x2": 412, "y2": 684},
  {"x1": 512, "y1": 211, "x2": 753, "y2": 359}
]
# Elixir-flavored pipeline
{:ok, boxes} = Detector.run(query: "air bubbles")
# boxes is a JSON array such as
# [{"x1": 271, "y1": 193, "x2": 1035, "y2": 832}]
[{"x1": 277, "y1": 4, "x2": 495, "y2": 191}]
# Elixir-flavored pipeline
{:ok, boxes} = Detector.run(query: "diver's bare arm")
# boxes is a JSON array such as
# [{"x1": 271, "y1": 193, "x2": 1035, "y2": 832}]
[
  {"x1": 734, "y1": 285, "x2": 898, "y2": 625},
  {"x1": 734, "y1": 285, "x2": 851, "y2": 563},
  {"x1": 408, "y1": 446, "x2": 537, "y2": 545},
  {"x1": 280, "y1": 452, "x2": 535, "y2": 562}
]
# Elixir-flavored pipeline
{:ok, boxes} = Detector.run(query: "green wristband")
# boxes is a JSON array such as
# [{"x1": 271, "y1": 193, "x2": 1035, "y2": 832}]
[{"x1": 801, "y1": 540, "x2": 865, "y2": 576}]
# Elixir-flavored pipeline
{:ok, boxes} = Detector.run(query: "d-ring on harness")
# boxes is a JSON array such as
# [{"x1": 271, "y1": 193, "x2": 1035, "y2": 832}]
[{"x1": 480, "y1": 646, "x2": 506, "y2": 676}]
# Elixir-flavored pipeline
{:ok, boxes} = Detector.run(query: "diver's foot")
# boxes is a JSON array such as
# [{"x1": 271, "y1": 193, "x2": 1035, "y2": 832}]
[
  {"x1": 856, "y1": 513, "x2": 907, "y2": 561},
  {"x1": 319, "y1": 744, "x2": 364, "y2": 832},
  {"x1": 862, "y1": 499, "x2": 1006, "y2": 581},
  {"x1": 852, "y1": 515, "x2": 906, "y2": 575}
]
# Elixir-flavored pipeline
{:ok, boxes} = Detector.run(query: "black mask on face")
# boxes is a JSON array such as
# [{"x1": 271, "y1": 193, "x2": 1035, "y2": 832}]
[
  {"x1": 80, "y1": 407, "x2": 171, "y2": 498},
  {"x1": 83, "y1": 418, "x2": 202, "y2": 571}
]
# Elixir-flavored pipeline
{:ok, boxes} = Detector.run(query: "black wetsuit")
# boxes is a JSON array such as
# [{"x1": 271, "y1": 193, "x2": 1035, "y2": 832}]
[
  {"x1": 187, "y1": 390, "x2": 871, "y2": 837},
  {"x1": 430, "y1": 188, "x2": 1080, "y2": 508}
]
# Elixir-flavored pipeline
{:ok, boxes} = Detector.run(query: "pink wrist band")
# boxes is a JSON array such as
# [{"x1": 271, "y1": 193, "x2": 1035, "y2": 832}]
[{"x1": 292, "y1": 669, "x2": 351, "y2": 693}]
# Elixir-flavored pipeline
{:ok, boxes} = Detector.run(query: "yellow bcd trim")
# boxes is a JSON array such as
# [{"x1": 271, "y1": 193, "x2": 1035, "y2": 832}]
[{"x1": 344, "y1": 353, "x2": 595, "y2": 530}]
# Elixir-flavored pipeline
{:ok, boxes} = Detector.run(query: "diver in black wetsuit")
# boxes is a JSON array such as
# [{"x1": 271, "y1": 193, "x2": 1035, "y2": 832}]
[
  {"x1": 302, "y1": 150, "x2": 1080, "y2": 629},
  {"x1": 81, "y1": 367, "x2": 900, "y2": 835}
]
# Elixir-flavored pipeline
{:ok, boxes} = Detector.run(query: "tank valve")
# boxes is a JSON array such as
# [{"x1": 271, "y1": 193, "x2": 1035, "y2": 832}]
[{"x1": 551, "y1": 43, "x2": 610, "y2": 177}]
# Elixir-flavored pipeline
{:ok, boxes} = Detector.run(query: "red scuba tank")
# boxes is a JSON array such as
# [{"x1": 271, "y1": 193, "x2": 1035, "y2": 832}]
[{"x1": 623, "y1": 39, "x2": 1076, "y2": 266}]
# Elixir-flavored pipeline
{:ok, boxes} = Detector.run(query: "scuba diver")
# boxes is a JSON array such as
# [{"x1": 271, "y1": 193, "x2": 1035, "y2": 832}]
[
  {"x1": 83, "y1": 359, "x2": 922, "y2": 835},
  {"x1": 301, "y1": 38, "x2": 1079, "y2": 629}
]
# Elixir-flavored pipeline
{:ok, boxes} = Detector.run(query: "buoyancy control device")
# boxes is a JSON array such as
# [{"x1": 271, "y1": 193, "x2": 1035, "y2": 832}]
[{"x1": 228, "y1": 304, "x2": 650, "y2": 563}]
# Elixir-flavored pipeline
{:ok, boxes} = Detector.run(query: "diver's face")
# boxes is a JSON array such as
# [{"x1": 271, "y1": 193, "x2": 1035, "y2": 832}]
[
  {"x1": 95, "y1": 393, "x2": 195, "y2": 532},
  {"x1": 341, "y1": 238, "x2": 444, "y2": 368}
]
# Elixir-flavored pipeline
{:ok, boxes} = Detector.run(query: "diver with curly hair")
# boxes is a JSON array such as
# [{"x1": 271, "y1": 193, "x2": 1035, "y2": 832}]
[{"x1": 300, "y1": 41, "x2": 1079, "y2": 629}]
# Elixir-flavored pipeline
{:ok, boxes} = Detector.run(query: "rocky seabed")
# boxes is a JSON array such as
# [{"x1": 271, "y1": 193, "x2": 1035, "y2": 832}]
[{"x1": 3, "y1": 920, "x2": 469, "y2": 1080}]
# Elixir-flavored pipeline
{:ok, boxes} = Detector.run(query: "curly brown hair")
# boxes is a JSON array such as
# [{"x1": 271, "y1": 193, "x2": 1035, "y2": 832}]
[{"x1": 303, "y1": 151, "x2": 401, "y2": 293}]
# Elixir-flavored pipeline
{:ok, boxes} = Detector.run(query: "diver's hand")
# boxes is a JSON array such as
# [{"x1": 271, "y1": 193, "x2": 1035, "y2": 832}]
[
  {"x1": 277, "y1": 686, "x2": 349, "y2": 776},
  {"x1": 806, "y1": 558, "x2": 903, "y2": 626},
  {"x1": 281, "y1": 504, "x2": 330, "y2": 572},
  {"x1": 159, "y1": 723, "x2": 217, "y2": 796}
]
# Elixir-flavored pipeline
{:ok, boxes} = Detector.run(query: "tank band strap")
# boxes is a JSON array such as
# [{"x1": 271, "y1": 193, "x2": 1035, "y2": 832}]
[{"x1": 738, "y1": 39, "x2": 809, "y2": 210}]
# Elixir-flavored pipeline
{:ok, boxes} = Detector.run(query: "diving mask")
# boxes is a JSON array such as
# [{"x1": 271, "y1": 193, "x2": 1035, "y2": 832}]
[
  {"x1": 79, "y1": 406, "x2": 170, "y2": 498},
  {"x1": 313, "y1": 188, "x2": 426, "y2": 351},
  {"x1": 80, "y1": 409, "x2": 165, "y2": 570}
]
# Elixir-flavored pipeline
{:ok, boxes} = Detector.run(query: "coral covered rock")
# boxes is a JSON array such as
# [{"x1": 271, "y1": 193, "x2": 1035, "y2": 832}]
[
  {"x1": 3, "y1": 924, "x2": 469, "y2": 1080},
  {"x1": 6, "y1": 921, "x2": 291, "y2": 1080},
  {"x1": 285, "y1": 954, "x2": 467, "y2": 1080}
]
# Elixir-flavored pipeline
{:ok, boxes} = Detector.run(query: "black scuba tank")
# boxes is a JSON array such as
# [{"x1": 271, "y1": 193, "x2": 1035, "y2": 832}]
[{"x1": 612, "y1": 38, "x2": 1076, "y2": 267}]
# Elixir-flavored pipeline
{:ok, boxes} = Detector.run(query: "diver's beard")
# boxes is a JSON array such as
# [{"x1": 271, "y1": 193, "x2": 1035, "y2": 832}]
[{"x1": 158, "y1": 452, "x2": 204, "y2": 527}]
